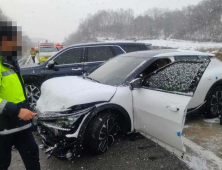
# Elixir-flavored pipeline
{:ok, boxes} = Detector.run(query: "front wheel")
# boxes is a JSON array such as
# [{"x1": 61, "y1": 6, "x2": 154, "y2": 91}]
[
  {"x1": 206, "y1": 86, "x2": 222, "y2": 118},
  {"x1": 25, "y1": 84, "x2": 41, "y2": 111},
  {"x1": 84, "y1": 111, "x2": 118, "y2": 155}
]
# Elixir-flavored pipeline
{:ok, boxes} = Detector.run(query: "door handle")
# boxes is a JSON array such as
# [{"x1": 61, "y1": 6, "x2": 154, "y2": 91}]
[
  {"x1": 166, "y1": 106, "x2": 179, "y2": 112},
  {"x1": 72, "y1": 68, "x2": 82, "y2": 71}
]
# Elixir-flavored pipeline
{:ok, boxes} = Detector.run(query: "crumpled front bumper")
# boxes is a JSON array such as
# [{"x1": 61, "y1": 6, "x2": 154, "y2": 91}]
[
  {"x1": 37, "y1": 122, "x2": 80, "y2": 159},
  {"x1": 36, "y1": 107, "x2": 95, "y2": 159}
]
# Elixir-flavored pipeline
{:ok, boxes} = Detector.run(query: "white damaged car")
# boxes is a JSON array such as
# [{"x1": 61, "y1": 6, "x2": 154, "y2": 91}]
[{"x1": 36, "y1": 49, "x2": 222, "y2": 159}]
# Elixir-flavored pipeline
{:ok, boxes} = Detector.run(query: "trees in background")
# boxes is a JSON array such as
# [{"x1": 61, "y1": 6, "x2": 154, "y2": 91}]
[{"x1": 64, "y1": 0, "x2": 222, "y2": 45}]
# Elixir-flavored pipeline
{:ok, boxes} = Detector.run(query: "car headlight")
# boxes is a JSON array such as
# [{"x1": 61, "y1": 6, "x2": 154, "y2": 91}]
[
  {"x1": 37, "y1": 106, "x2": 95, "y2": 130},
  {"x1": 55, "y1": 116, "x2": 79, "y2": 128}
]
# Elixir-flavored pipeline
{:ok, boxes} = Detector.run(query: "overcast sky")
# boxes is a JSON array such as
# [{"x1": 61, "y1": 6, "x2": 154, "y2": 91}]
[{"x1": 0, "y1": 0, "x2": 203, "y2": 43}]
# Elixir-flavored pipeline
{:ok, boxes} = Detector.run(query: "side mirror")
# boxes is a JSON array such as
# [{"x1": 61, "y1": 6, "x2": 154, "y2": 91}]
[
  {"x1": 129, "y1": 78, "x2": 142, "y2": 91},
  {"x1": 47, "y1": 60, "x2": 55, "y2": 69}
]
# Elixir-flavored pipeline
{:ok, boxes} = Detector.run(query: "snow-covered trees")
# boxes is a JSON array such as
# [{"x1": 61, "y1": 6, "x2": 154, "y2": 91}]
[{"x1": 64, "y1": 0, "x2": 222, "y2": 45}]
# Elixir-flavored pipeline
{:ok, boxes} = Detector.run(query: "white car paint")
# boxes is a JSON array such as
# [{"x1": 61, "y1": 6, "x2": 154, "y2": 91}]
[
  {"x1": 110, "y1": 86, "x2": 134, "y2": 130},
  {"x1": 37, "y1": 76, "x2": 117, "y2": 113},
  {"x1": 188, "y1": 57, "x2": 222, "y2": 108},
  {"x1": 36, "y1": 50, "x2": 218, "y2": 157},
  {"x1": 155, "y1": 50, "x2": 214, "y2": 58},
  {"x1": 132, "y1": 88, "x2": 191, "y2": 153}
]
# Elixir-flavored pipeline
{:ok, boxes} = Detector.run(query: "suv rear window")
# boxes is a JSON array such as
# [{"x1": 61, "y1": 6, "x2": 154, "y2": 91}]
[{"x1": 120, "y1": 45, "x2": 148, "y2": 53}]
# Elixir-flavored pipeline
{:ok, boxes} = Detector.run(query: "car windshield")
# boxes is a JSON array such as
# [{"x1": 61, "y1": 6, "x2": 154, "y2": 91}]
[
  {"x1": 88, "y1": 56, "x2": 146, "y2": 86},
  {"x1": 40, "y1": 47, "x2": 58, "y2": 52}
]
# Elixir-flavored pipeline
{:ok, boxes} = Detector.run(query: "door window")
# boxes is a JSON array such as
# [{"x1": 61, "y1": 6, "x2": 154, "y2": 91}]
[
  {"x1": 138, "y1": 58, "x2": 171, "y2": 78},
  {"x1": 54, "y1": 48, "x2": 82, "y2": 65},
  {"x1": 144, "y1": 60, "x2": 209, "y2": 94},
  {"x1": 87, "y1": 46, "x2": 114, "y2": 62}
]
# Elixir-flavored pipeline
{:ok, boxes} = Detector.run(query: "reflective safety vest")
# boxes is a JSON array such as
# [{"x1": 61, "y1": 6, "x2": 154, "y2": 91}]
[
  {"x1": 30, "y1": 50, "x2": 37, "y2": 57},
  {"x1": 0, "y1": 56, "x2": 31, "y2": 135}
]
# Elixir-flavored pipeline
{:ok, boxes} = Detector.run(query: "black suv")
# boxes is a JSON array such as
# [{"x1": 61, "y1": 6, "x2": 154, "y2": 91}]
[{"x1": 20, "y1": 42, "x2": 151, "y2": 109}]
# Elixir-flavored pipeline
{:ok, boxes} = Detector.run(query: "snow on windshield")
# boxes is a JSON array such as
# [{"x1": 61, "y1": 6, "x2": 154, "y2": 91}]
[{"x1": 146, "y1": 61, "x2": 209, "y2": 93}]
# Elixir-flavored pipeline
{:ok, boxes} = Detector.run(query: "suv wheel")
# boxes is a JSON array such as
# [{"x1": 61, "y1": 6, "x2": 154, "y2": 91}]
[
  {"x1": 25, "y1": 84, "x2": 41, "y2": 111},
  {"x1": 84, "y1": 111, "x2": 118, "y2": 155},
  {"x1": 206, "y1": 86, "x2": 222, "y2": 118}
]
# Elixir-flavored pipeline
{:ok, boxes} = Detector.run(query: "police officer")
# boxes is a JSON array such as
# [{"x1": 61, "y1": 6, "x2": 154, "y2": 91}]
[
  {"x1": 0, "y1": 21, "x2": 40, "y2": 170},
  {"x1": 29, "y1": 47, "x2": 37, "y2": 63}
]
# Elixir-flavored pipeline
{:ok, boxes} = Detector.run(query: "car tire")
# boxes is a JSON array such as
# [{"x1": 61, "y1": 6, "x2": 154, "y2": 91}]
[
  {"x1": 206, "y1": 86, "x2": 222, "y2": 118},
  {"x1": 84, "y1": 111, "x2": 118, "y2": 155},
  {"x1": 25, "y1": 84, "x2": 41, "y2": 111}
]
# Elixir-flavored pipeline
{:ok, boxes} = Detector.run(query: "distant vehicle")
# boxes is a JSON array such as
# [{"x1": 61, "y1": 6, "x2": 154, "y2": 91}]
[
  {"x1": 35, "y1": 49, "x2": 221, "y2": 160},
  {"x1": 55, "y1": 43, "x2": 63, "y2": 51},
  {"x1": 21, "y1": 42, "x2": 151, "y2": 110},
  {"x1": 37, "y1": 42, "x2": 58, "y2": 63}
]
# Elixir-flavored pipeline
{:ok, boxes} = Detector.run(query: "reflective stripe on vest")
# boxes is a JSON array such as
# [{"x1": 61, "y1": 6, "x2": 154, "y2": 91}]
[
  {"x1": 0, "y1": 123, "x2": 32, "y2": 135},
  {"x1": 0, "y1": 100, "x2": 8, "y2": 114},
  {"x1": 2, "y1": 70, "x2": 15, "y2": 76}
]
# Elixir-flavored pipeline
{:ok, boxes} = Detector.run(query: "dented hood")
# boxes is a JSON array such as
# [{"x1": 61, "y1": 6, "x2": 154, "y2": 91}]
[{"x1": 36, "y1": 76, "x2": 117, "y2": 113}]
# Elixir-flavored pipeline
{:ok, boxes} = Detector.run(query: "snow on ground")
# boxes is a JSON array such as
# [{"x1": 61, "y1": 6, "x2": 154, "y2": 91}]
[
  {"x1": 203, "y1": 118, "x2": 220, "y2": 124},
  {"x1": 103, "y1": 38, "x2": 222, "y2": 51},
  {"x1": 139, "y1": 39, "x2": 222, "y2": 51},
  {"x1": 184, "y1": 155, "x2": 208, "y2": 170},
  {"x1": 183, "y1": 137, "x2": 222, "y2": 170},
  {"x1": 183, "y1": 125, "x2": 191, "y2": 129}
]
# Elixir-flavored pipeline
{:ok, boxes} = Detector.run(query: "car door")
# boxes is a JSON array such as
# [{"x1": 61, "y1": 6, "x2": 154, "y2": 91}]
[
  {"x1": 132, "y1": 60, "x2": 209, "y2": 156},
  {"x1": 44, "y1": 47, "x2": 83, "y2": 80},
  {"x1": 83, "y1": 46, "x2": 116, "y2": 73}
]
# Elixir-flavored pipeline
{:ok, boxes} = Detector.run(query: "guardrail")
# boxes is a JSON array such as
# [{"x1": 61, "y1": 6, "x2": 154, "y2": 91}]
[{"x1": 18, "y1": 55, "x2": 31, "y2": 66}]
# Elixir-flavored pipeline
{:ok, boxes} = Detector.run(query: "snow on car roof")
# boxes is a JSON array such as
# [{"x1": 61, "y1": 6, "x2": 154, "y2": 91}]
[
  {"x1": 155, "y1": 49, "x2": 214, "y2": 57},
  {"x1": 119, "y1": 49, "x2": 214, "y2": 59}
]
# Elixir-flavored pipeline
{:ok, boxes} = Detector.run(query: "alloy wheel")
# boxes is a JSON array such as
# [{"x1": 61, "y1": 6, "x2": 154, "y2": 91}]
[
  {"x1": 25, "y1": 84, "x2": 41, "y2": 111},
  {"x1": 210, "y1": 91, "x2": 222, "y2": 116},
  {"x1": 98, "y1": 118, "x2": 117, "y2": 153}
]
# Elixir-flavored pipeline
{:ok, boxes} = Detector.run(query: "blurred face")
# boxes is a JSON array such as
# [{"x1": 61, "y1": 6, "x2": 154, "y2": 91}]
[
  {"x1": 0, "y1": 36, "x2": 17, "y2": 51},
  {"x1": 0, "y1": 35, "x2": 22, "y2": 56}
]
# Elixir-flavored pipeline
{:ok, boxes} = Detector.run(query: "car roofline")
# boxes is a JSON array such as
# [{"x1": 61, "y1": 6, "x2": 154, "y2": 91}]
[
  {"x1": 67, "y1": 41, "x2": 151, "y2": 48},
  {"x1": 154, "y1": 49, "x2": 214, "y2": 58},
  {"x1": 116, "y1": 49, "x2": 214, "y2": 58}
]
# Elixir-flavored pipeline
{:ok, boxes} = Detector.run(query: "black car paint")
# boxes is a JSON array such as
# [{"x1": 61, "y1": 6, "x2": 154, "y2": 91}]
[{"x1": 21, "y1": 42, "x2": 151, "y2": 87}]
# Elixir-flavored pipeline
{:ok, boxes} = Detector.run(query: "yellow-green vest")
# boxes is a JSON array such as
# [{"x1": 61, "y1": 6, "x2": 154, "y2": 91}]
[{"x1": 0, "y1": 56, "x2": 26, "y2": 111}]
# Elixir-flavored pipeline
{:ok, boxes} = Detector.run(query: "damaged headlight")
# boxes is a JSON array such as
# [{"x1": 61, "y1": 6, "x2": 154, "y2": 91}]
[
  {"x1": 55, "y1": 116, "x2": 78, "y2": 128},
  {"x1": 37, "y1": 106, "x2": 95, "y2": 131}
]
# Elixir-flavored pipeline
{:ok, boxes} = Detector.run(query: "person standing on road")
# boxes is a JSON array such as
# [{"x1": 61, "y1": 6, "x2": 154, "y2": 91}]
[
  {"x1": 0, "y1": 21, "x2": 40, "y2": 170},
  {"x1": 29, "y1": 47, "x2": 36, "y2": 63}
]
